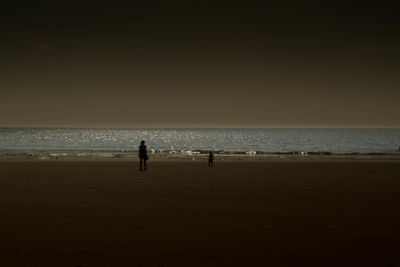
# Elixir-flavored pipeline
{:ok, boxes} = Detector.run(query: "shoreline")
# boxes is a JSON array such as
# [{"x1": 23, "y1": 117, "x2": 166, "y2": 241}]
[{"x1": 1, "y1": 153, "x2": 400, "y2": 161}]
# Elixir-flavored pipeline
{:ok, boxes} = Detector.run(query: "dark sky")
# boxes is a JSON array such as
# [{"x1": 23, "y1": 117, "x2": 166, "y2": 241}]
[{"x1": 1, "y1": 0, "x2": 399, "y2": 127}]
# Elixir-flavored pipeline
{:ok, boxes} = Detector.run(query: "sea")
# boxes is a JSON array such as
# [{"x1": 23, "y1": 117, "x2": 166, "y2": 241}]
[{"x1": 0, "y1": 128, "x2": 399, "y2": 158}]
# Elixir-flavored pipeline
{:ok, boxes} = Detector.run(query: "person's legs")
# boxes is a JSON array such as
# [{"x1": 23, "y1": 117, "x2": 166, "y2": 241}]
[
  {"x1": 144, "y1": 159, "x2": 147, "y2": 171},
  {"x1": 139, "y1": 157, "x2": 143, "y2": 171}
]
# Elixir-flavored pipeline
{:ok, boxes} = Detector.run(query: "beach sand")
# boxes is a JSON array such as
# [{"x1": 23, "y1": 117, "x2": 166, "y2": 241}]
[{"x1": 1, "y1": 160, "x2": 400, "y2": 266}]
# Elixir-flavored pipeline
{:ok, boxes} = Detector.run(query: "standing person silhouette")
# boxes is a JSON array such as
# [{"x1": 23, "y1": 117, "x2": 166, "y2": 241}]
[
  {"x1": 138, "y1": 140, "x2": 148, "y2": 171},
  {"x1": 208, "y1": 151, "x2": 214, "y2": 167}
]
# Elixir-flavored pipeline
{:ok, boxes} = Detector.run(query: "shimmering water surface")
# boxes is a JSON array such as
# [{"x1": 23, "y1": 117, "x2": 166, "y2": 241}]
[{"x1": 0, "y1": 128, "x2": 399, "y2": 155}]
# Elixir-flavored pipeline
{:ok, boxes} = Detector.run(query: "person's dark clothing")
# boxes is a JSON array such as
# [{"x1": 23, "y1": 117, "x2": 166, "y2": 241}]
[
  {"x1": 208, "y1": 152, "x2": 214, "y2": 167},
  {"x1": 139, "y1": 144, "x2": 147, "y2": 158},
  {"x1": 139, "y1": 144, "x2": 148, "y2": 171}
]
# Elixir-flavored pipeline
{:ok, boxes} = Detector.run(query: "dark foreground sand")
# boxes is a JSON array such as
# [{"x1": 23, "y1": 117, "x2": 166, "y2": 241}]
[{"x1": 1, "y1": 160, "x2": 400, "y2": 267}]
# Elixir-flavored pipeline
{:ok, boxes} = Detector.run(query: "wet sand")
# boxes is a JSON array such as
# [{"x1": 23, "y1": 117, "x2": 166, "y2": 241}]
[{"x1": 1, "y1": 160, "x2": 400, "y2": 266}]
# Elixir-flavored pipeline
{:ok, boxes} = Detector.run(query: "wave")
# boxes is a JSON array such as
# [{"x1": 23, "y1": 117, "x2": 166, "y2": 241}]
[{"x1": 1, "y1": 149, "x2": 399, "y2": 160}]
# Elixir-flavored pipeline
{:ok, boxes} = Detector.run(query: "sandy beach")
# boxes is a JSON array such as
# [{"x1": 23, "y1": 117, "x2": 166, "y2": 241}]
[{"x1": 1, "y1": 160, "x2": 400, "y2": 266}]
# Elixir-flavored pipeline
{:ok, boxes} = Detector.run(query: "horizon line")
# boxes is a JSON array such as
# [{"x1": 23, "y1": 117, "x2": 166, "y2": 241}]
[{"x1": 1, "y1": 126, "x2": 400, "y2": 129}]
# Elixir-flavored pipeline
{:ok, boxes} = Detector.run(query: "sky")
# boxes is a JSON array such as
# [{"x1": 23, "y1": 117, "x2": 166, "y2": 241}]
[{"x1": 1, "y1": 1, "x2": 399, "y2": 128}]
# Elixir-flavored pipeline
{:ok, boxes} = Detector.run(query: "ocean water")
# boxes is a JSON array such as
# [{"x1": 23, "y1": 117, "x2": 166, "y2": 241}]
[{"x1": 0, "y1": 128, "x2": 399, "y2": 156}]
